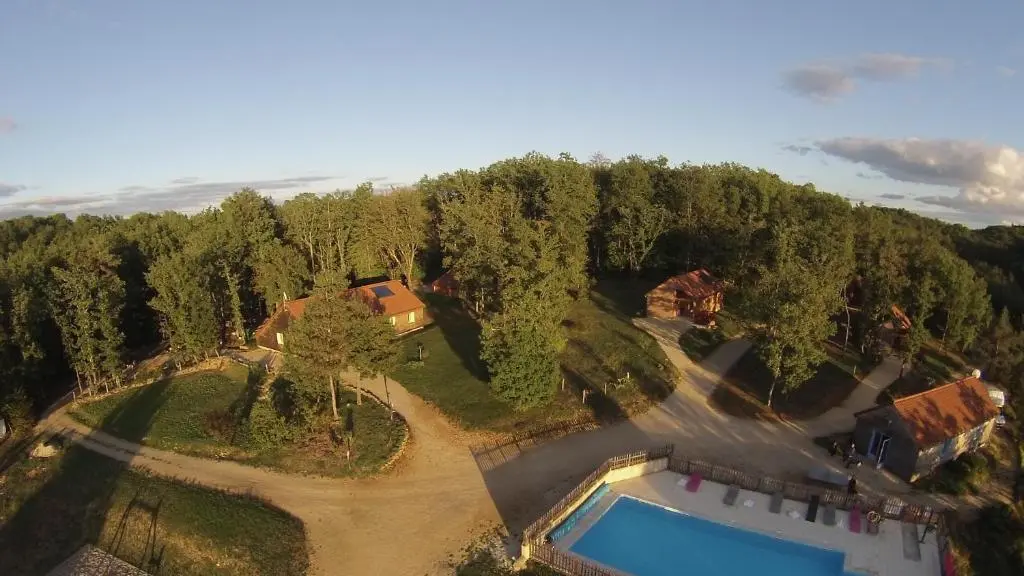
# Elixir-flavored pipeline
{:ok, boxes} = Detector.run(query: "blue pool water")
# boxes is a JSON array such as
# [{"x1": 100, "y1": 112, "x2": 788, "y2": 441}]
[{"x1": 568, "y1": 496, "x2": 851, "y2": 576}]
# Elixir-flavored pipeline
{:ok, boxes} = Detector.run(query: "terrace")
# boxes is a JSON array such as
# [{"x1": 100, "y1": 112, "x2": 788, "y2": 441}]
[{"x1": 522, "y1": 448, "x2": 949, "y2": 576}]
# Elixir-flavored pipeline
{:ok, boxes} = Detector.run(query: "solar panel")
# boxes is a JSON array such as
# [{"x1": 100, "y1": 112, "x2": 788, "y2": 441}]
[{"x1": 371, "y1": 285, "x2": 394, "y2": 298}]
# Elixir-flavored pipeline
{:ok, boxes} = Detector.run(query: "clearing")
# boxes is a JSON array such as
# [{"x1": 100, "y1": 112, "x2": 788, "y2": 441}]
[
  {"x1": 0, "y1": 443, "x2": 308, "y2": 575},
  {"x1": 69, "y1": 363, "x2": 406, "y2": 477},
  {"x1": 392, "y1": 287, "x2": 677, "y2": 432},
  {"x1": 877, "y1": 341, "x2": 967, "y2": 404},
  {"x1": 709, "y1": 342, "x2": 877, "y2": 420}
]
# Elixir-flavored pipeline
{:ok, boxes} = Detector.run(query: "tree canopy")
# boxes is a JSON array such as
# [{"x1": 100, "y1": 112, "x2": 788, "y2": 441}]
[{"x1": 2, "y1": 152, "x2": 1022, "y2": 426}]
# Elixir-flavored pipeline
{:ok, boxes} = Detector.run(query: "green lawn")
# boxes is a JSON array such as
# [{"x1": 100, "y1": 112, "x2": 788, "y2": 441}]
[
  {"x1": 244, "y1": 384, "x2": 407, "y2": 477},
  {"x1": 879, "y1": 341, "x2": 967, "y2": 403},
  {"x1": 393, "y1": 287, "x2": 678, "y2": 431},
  {"x1": 70, "y1": 363, "x2": 406, "y2": 478},
  {"x1": 677, "y1": 311, "x2": 743, "y2": 363},
  {"x1": 0, "y1": 444, "x2": 308, "y2": 575},
  {"x1": 71, "y1": 363, "x2": 254, "y2": 458},
  {"x1": 710, "y1": 343, "x2": 877, "y2": 420}
]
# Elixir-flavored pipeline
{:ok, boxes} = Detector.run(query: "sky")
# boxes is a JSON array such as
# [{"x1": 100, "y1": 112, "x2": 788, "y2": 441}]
[{"x1": 1, "y1": 0, "x2": 1023, "y2": 227}]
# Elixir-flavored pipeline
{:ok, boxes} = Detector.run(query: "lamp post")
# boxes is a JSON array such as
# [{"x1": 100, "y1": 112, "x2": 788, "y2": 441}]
[{"x1": 383, "y1": 374, "x2": 393, "y2": 420}]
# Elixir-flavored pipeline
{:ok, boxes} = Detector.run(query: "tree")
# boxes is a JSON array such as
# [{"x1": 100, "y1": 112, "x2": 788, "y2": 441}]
[
  {"x1": 49, "y1": 241, "x2": 127, "y2": 392},
  {"x1": 283, "y1": 294, "x2": 350, "y2": 419},
  {"x1": 253, "y1": 241, "x2": 311, "y2": 311},
  {"x1": 357, "y1": 187, "x2": 429, "y2": 286},
  {"x1": 978, "y1": 308, "x2": 1023, "y2": 385},
  {"x1": 599, "y1": 157, "x2": 671, "y2": 273},
  {"x1": 338, "y1": 295, "x2": 400, "y2": 406},
  {"x1": 480, "y1": 312, "x2": 560, "y2": 410},
  {"x1": 746, "y1": 223, "x2": 844, "y2": 408},
  {"x1": 147, "y1": 249, "x2": 222, "y2": 361}
]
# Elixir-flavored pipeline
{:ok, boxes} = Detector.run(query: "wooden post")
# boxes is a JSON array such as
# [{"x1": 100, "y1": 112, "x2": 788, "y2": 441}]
[
  {"x1": 582, "y1": 389, "x2": 589, "y2": 405},
  {"x1": 561, "y1": 377, "x2": 565, "y2": 391}
]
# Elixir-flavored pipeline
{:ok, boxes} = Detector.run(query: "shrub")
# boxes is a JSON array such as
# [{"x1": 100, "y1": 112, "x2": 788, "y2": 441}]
[
  {"x1": 240, "y1": 400, "x2": 293, "y2": 451},
  {"x1": 203, "y1": 409, "x2": 235, "y2": 440}
]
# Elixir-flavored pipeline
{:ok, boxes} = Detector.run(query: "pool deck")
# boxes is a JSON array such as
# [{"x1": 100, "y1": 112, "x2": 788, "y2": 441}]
[{"x1": 555, "y1": 470, "x2": 940, "y2": 576}]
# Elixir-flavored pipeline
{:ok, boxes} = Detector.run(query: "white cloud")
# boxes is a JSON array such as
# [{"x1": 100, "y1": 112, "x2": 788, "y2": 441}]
[
  {"x1": 782, "y1": 53, "x2": 950, "y2": 102},
  {"x1": 0, "y1": 175, "x2": 339, "y2": 218},
  {"x1": 996, "y1": 65, "x2": 1016, "y2": 77},
  {"x1": 816, "y1": 137, "x2": 1024, "y2": 217},
  {"x1": 0, "y1": 117, "x2": 15, "y2": 133}
]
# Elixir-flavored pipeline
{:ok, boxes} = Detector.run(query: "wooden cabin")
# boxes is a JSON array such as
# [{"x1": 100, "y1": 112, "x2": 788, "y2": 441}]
[{"x1": 645, "y1": 269, "x2": 724, "y2": 324}]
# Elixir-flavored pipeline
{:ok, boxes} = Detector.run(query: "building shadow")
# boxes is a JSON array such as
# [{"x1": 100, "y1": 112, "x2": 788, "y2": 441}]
[{"x1": 0, "y1": 379, "x2": 173, "y2": 574}]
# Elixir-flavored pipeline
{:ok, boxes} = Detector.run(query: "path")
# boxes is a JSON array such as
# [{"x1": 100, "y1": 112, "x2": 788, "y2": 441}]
[
  {"x1": 39, "y1": 323, "x2": 919, "y2": 574},
  {"x1": 797, "y1": 355, "x2": 903, "y2": 438},
  {"x1": 39, "y1": 373, "x2": 499, "y2": 576},
  {"x1": 476, "y1": 318, "x2": 946, "y2": 539}
]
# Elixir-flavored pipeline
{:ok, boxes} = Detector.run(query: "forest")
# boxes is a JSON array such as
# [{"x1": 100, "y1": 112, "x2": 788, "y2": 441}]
[{"x1": 2, "y1": 152, "x2": 1024, "y2": 431}]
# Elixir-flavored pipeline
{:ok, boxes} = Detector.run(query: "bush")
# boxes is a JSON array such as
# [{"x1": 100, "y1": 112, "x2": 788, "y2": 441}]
[
  {"x1": 241, "y1": 400, "x2": 294, "y2": 451},
  {"x1": 916, "y1": 452, "x2": 992, "y2": 495},
  {"x1": 203, "y1": 409, "x2": 235, "y2": 441}
]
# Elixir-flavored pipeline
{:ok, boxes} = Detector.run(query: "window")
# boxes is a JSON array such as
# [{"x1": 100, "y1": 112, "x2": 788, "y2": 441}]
[
  {"x1": 276, "y1": 332, "x2": 285, "y2": 346},
  {"x1": 389, "y1": 316, "x2": 396, "y2": 326},
  {"x1": 408, "y1": 311, "x2": 416, "y2": 323},
  {"x1": 941, "y1": 437, "x2": 955, "y2": 460}
]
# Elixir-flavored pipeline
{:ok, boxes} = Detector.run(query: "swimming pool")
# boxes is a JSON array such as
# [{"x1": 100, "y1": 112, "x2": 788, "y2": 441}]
[{"x1": 568, "y1": 496, "x2": 855, "y2": 576}]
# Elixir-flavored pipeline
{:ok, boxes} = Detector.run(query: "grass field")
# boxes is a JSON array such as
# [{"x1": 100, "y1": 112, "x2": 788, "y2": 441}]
[
  {"x1": 0, "y1": 445, "x2": 308, "y2": 575},
  {"x1": 70, "y1": 363, "x2": 406, "y2": 478},
  {"x1": 878, "y1": 341, "x2": 967, "y2": 403},
  {"x1": 245, "y1": 385, "x2": 407, "y2": 477},
  {"x1": 393, "y1": 287, "x2": 678, "y2": 431},
  {"x1": 677, "y1": 310, "x2": 744, "y2": 362},
  {"x1": 710, "y1": 343, "x2": 876, "y2": 420},
  {"x1": 71, "y1": 363, "x2": 253, "y2": 458}
]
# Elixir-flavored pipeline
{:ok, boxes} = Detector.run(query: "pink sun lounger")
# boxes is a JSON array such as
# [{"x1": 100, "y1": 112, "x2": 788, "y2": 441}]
[
  {"x1": 685, "y1": 473, "x2": 703, "y2": 492},
  {"x1": 849, "y1": 506, "x2": 862, "y2": 534}
]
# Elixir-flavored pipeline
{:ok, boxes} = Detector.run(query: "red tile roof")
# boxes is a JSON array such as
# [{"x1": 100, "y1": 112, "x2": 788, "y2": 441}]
[
  {"x1": 890, "y1": 304, "x2": 912, "y2": 331},
  {"x1": 649, "y1": 269, "x2": 723, "y2": 300},
  {"x1": 350, "y1": 280, "x2": 424, "y2": 316},
  {"x1": 257, "y1": 280, "x2": 423, "y2": 334},
  {"x1": 891, "y1": 377, "x2": 1000, "y2": 447}
]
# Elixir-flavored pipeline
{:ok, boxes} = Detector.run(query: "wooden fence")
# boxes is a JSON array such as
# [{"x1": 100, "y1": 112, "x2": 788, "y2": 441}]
[
  {"x1": 668, "y1": 456, "x2": 940, "y2": 525},
  {"x1": 523, "y1": 445, "x2": 674, "y2": 544},
  {"x1": 531, "y1": 545, "x2": 617, "y2": 576},
  {"x1": 524, "y1": 445, "x2": 949, "y2": 576},
  {"x1": 470, "y1": 415, "x2": 602, "y2": 457}
]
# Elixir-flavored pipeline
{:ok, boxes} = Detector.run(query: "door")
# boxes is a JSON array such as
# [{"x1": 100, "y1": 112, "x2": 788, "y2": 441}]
[
  {"x1": 876, "y1": 437, "x2": 891, "y2": 467},
  {"x1": 867, "y1": 430, "x2": 880, "y2": 457}
]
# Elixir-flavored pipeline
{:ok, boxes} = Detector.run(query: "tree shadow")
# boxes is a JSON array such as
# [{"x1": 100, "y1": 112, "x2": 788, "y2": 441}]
[
  {"x1": 591, "y1": 278, "x2": 663, "y2": 319},
  {"x1": 420, "y1": 293, "x2": 488, "y2": 381},
  {"x1": 0, "y1": 379, "x2": 173, "y2": 574},
  {"x1": 561, "y1": 368, "x2": 627, "y2": 424}
]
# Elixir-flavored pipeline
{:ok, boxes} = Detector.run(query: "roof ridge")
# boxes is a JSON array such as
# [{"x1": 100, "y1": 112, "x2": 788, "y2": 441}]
[{"x1": 891, "y1": 376, "x2": 974, "y2": 406}]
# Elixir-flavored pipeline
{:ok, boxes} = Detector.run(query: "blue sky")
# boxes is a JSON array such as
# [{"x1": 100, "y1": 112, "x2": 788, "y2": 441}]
[{"x1": 1, "y1": 0, "x2": 1022, "y2": 226}]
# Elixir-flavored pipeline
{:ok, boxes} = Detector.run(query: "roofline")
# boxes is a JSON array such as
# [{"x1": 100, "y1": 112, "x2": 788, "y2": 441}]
[{"x1": 890, "y1": 377, "x2": 976, "y2": 408}]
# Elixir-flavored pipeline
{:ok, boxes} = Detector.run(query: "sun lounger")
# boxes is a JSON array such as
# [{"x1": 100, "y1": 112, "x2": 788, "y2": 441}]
[
  {"x1": 769, "y1": 492, "x2": 784, "y2": 514},
  {"x1": 849, "y1": 506, "x2": 862, "y2": 533},
  {"x1": 685, "y1": 473, "x2": 703, "y2": 493},
  {"x1": 805, "y1": 495, "x2": 820, "y2": 522},
  {"x1": 823, "y1": 504, "x2": 837, "y2": 526},
  {"x1": 723, "y1": 485, "x2": 740, "y2": 507}
]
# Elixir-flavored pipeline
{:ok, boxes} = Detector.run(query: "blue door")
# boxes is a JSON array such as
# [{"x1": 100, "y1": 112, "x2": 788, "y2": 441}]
[{"x1": 867, "y1": 430, "x2": 881, "y2": 457}]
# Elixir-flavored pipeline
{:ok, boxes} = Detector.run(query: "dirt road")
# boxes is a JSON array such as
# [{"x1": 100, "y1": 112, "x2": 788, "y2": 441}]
[{"x1": 42, "y1": 373, "x2": 499, "y2": 576}]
